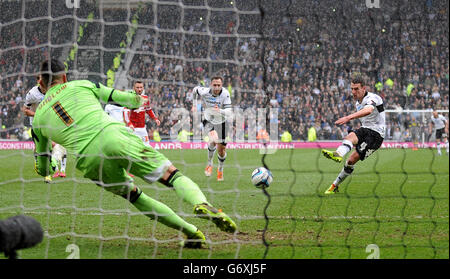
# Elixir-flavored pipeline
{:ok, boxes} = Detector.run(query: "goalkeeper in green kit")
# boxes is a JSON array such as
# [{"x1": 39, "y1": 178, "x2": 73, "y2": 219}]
[{"x1": 32, "y1": 59, "x2": 236, "y2": 248}]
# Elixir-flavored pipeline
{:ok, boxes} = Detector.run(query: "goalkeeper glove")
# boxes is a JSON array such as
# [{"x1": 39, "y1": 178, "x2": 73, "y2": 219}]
[{"x1": 34, "y1": 156, "x2": 57, "y2": 177}]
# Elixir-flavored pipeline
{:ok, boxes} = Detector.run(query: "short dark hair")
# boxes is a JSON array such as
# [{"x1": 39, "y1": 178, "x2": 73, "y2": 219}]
[
  {"x1": 134, "y1": 80, "x2": 144, "y2": 85},
  {"x1": 40, "y1": 59, "x2": 66, "y2": 87},
  {"x1": 211, "y1": 76, "x2": 223, "y2": 82},
  {"x1": 350, "y1": 72, "x2": 365, "y2": 86}
]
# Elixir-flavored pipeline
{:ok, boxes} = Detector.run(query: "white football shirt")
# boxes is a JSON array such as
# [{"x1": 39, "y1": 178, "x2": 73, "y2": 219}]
[
  {"x1": 24, "y1": 86, "x2": 45, "y2": 125},
  {"x1": 193, "y1": 86, "x2": 232, "y2": 125},
  {"x1": 105, "y1": 104, "x2": 125, "y2": 123},
  {"x1": 356, "y1": 92, "x2": 386, "y2": 138},
  {"x1": 431, "y1": 114, "x2": 447, "y2": 130}
]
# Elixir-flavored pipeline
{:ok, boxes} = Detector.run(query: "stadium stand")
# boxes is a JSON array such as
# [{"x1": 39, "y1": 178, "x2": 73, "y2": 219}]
[{"x1": 0, "y1": 0, "x2": 448, "y2": 142}]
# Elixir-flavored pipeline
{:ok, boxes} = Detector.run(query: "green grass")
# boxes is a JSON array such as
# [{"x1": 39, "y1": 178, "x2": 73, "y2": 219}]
[{"x1": 0, "y1": 148, "x2": 448, "y2": 259}]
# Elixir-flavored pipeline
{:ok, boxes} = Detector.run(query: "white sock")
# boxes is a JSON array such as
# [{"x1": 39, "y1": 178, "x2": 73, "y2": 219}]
[
  {"x1": 207, "y1": 144, "x2": 216, "y2": 166},
  {"x1": 336, "y1": 139, "x2": 353, "y2": 157},
  {"x1": 60, "y1": 155, "x2": 67, "y2": 172},
  {"x1": 446, "y1": 141, "x2": 449, "y2": 153},
  {"x1": 333, "y1": 162, "x2": 354, "y2": 186},
  {"x1": 437, "y1": 142, "x2": 442, "y2": 154},
  {"x1": 217, "y1": 152, "x2": 227, "y2": 172}
]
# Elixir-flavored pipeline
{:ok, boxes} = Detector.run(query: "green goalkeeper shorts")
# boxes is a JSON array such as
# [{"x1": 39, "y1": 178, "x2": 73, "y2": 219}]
[{"x1": 76, "y1": 124, "x2": 172, "y2": 196}]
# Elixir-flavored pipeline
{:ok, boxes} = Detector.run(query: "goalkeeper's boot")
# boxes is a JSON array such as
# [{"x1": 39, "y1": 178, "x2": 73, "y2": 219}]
[
  {"x1": 217, "y1": 169, "x2": 224, "y2": 181},
  {"x1": 44, "y1": 175, "x2": 52, "y2": 183},
  {"x1": 204, "y1": 165, "x2": 213, "y2": 177},
  {"x1": 181, "y1": 229, "x2": 206, "y2": 249},
  {"x1": 324, "y1": 183, "x2": 339, "y2": 195},
  {"x1": 59, "y1": 172, "x2": 66, "y2": 178},
  {"x1": 321, "y1": 149, "x2": 343, "y2": 163},
  {"x1": 194, "y1": 203, "x2": 237, "y2": 233},
  {"x1": 52, "y1": 171, "x2": 60, "y2": 178}
]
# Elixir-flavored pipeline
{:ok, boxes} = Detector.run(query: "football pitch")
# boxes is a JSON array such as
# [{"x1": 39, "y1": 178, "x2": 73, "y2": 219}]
[{"x1": 0, "y1": 148, "x2": 448, "y2": 259}]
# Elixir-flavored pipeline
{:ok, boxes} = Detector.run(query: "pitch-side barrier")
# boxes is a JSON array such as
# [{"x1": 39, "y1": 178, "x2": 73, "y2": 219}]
[{"x1": 0, "y1": 141, "x2": 439, "y2": 150}]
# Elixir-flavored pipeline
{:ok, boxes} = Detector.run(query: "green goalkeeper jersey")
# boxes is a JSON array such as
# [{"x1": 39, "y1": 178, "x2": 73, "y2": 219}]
[{"x1": 32, "y1": 80, "x2": 143, "y2": 176}]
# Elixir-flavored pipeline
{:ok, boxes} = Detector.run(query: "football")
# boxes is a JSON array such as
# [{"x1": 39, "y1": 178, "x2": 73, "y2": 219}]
[{"x1": 251, "y1": 167, "x2": 273, "y2": 188}]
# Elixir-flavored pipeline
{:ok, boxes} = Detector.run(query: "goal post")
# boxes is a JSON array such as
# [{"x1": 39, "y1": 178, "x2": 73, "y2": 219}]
[{"x1": 385, "y1": 109, "x2": 449, "y2": 145}]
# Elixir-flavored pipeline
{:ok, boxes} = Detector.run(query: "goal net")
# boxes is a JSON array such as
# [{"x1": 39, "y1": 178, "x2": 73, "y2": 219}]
[{"x1": 0, "y1": 0, "x2": 448, "y2": 260}]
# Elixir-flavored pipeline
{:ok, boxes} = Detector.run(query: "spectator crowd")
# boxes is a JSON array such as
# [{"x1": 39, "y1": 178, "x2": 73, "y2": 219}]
[{"x1": 1, "y1": 0, "x2": 448, "y2": 142}]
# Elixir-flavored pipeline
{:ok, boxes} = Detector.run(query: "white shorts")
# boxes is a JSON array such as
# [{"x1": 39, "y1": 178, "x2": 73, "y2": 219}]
[
  {"x1": 52, "y1": 144, "x2": 67, "y2": 162},
  {"x1": 134, "y1": 127, "x2": 150, "y2": 146}
]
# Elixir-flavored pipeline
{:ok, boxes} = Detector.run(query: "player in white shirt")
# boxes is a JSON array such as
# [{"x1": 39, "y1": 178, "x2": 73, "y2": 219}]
[
  {"x1": 23, "y1": 78, "x2": 68, "y2": 181},
  {"x1": 105, "y1": 103, "x2": 126, "y2": 123},
  {"x1": 193, "y1": 76, "x2": 233, "y2": 181},
  {"x1": 23, "y1": 85, "x2": 45, "y2": 124},
  {"x1": 321, "y1": 73, "x2": 386, "y2": 194},
  {"x1": 430, "y1": 110, "x2": 449, "y2": 155}
]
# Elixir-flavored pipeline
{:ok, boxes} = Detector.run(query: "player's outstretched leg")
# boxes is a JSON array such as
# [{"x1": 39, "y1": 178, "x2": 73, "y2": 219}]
[
  {"x1": 324, "y1": 183, "x2": 339, "y2": 195},
  {"x1": 325, "y1": 160, "x2": 356, "y2": 195},
  {"x1": 159, "y1": 169, "x2": 237, "y2": 233},
  {"x1": 321, "y1": 149, "x2": 343, "y2": 163},
  {"x1": 322, "y1": 139, "x2": 354, "y2": 163},
  {"x1": 120, "y1": 186, "x2": 206, "y2": 248},
  {"x1": 157, "y1": 167, "x2": 236, "y2": 233},
  {"x1": 193, "y1": 203, "x2": 237, "y2": 233},
  {"x1": 91, "y1": 148, "x2": 207, "y2": 247},
  {"x1": 118, "y1": 127, "x2": 237, "y2": 236},
  {"x1": 180, "y1": 229, "x2": 206, "y2": 248}
]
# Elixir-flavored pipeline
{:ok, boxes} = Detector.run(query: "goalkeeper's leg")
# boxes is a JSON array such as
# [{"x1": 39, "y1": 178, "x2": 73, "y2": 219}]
[
  {"x1": 124, "y1": 185, "x2": 206, "y2": 248},
  {"x1": 77, "y1": 126, "x2": 206, "y2": 247},
  {"x1": 84, "y1": 161, "x2": 205, "y2": 248},
  {"x1": 120, "y1": 125, "x2": 237, "y2": 233},
  {"x1": 157, "y1": 166, "x2": 236, "y2": 233}
]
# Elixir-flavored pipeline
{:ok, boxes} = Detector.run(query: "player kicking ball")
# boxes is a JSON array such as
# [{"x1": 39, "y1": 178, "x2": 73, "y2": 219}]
[
  {"x1": 32, "y1": 59, "x2": 236, "y2": 248},
  {"x1": 321, "y1": 73, "x2": 386, "y2": 194},
  {"x1": 192, "y1": 76, "x2": 233, "y2": 181}
]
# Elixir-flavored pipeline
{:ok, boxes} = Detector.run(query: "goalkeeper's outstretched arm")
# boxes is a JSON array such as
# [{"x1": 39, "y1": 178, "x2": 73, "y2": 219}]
[
  {"x1": 93, "y1": 82, "x2": 144, "y2": 109},
  {"x1": 31, "y1": 128, "x2": 56, "y2": 177}
]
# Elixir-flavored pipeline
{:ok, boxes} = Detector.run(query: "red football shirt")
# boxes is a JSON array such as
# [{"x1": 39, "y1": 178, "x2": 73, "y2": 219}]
[{"x1": 125, "y1": 95, "x2": 158, "y2": 128}]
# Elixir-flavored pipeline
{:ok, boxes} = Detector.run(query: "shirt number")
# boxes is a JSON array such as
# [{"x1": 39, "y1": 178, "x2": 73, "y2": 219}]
[{"x1": 52, "y1": 102, "x2": 74, "y2": 126}]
